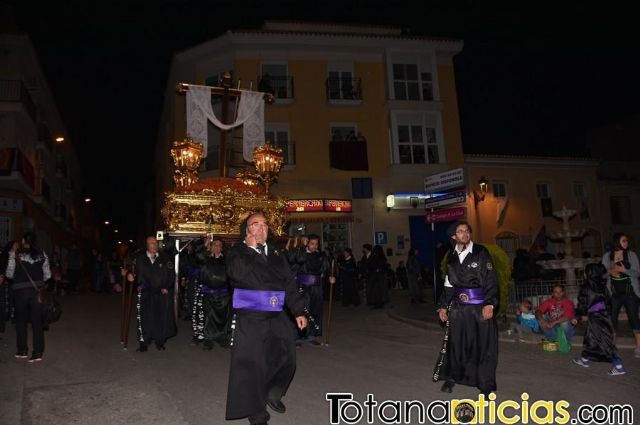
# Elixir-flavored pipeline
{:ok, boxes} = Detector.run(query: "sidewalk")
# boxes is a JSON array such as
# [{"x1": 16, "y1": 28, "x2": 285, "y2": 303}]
[{"x1": 385, "y1": 287, "x2": 639, "y2": 350}]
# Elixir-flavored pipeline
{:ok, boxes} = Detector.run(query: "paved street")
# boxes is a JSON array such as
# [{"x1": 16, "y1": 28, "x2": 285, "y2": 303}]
[{"x1": 1, "y1": 290, "x2": 639, "y2": 425}]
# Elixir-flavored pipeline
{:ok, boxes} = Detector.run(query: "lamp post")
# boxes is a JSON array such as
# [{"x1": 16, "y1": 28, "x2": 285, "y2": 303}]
[
  {"x1": 170, "y1": 136, "x2": 204, "y2": 188},
  {"x1": 252, "y1": 142, "x2": 284, "y2": 194},
  {"x1": 473, "y1": 176, "x2": 489, "y2": 208}
]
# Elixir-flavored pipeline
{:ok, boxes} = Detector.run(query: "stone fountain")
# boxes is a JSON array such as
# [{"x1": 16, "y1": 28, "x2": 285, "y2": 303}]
[{"x1": 537, "y1": 206, "x2": 600, "y2": 301}]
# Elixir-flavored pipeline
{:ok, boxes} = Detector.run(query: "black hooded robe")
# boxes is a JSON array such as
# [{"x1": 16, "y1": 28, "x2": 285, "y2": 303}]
[
  {"x1": 225, "y1": 243, "x2": 306, "y2": 423},
  {"x1": 438, "y1": 243, "x2": 499, "y2": 393}
]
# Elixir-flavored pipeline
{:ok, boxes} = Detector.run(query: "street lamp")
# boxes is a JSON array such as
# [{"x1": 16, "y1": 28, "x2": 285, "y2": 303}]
[
  {"x1": 473, "y1": 176, "x2": 489, "y2": 207},
  {"x1": 84, "y1": 197, "x2": 91, "y2": 203},
  {"x1": 55, "y1": 137, "x2": 64, "y2": 143},
  {"x1": 104, "y1": 220, "x2": 110, "y2": 225}
]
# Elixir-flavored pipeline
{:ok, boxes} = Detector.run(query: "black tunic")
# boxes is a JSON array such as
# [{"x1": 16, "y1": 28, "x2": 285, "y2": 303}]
[
  {"x1": 290, "y1": 248, "x2": 329, "y2": 338},
  {"x1": 577, "y1": 266, "x2": 619, "y2": 363},
  {"x1": 135, "y1": 252, "x2": 176, "y2": 345},
  {"x1": 338, "y1": 256, "x2": 360, "y2": 307},
  {"x1": 225, "y1": 243, "x2": 306, "y2": 422},
  {"x1": 194, "y1": 254, "x2": 230, "y2": 345},
  {"x1": 438, "y1": 243, "x2": 499, "y2": 393}
]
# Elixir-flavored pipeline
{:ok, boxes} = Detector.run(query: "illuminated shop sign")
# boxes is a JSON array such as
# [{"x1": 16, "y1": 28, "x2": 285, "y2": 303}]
[{"x1": 287, "y1": 199, "x2": 352, "y2": 213}]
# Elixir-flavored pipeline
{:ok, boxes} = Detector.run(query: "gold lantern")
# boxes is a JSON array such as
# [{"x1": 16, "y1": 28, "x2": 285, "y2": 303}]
[
  {"x1": 252, "y1": 142, "x2": 284, "y2": 194},
  {"x1": 170, "y1": 136, "x2": 204, "y2": 188}
]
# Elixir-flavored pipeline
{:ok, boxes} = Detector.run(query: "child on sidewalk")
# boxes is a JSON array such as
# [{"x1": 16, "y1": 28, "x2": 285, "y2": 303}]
[
  {"x1": 509, "y1": 299, "x2": 540, "y2": 341},
  {"x1": 572, "y1": 263, "x2": 626, "y2": 375}
]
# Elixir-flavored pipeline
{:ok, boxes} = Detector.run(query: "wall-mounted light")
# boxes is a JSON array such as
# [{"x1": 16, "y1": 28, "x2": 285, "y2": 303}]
[
  {"x1": 55, "y1": 137, "x2": 65, "y2": 143},
  {"x1": 84, "y1": 197, "x2": 91, "y2": 203},
  {"x1": 474, "y1": 176, "x2": 489, "y2": 207},
  {"x1": 385, "y1": 194, "x2": 395, "y2": 212}
]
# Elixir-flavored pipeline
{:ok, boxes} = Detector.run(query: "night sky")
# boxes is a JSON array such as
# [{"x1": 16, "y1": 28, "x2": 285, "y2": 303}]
[{"x1": 5, "y1": 1, "x2": 640, "y2": 239}]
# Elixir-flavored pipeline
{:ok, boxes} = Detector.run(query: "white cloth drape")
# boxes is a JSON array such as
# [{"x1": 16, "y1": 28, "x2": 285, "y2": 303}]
[{"x1": 186, "y1": 85, "x2": 265, "y2": 160}]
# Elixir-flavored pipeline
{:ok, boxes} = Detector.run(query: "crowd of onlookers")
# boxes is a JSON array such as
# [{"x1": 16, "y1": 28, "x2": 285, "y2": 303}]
[{"x1": 509, "y1": 232, "x2": 640, "y2": 376}]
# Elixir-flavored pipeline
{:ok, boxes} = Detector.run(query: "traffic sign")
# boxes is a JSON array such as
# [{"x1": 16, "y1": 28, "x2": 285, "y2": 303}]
[
  {"x1": 425, "y1": 207, "x2": 467, "y2": 224},
  {"x1": 375, "y1": 231, "x2": 388, "y2": 245},
  {"x1": 424, "y1": 190, "x2": 466, "y2": 208},
  {"x1": 424, "y1": 168, "x2": 465, "y2": 193}
]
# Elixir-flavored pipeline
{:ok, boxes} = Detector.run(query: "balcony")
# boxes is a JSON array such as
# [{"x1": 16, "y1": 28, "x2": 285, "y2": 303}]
[
  {"x1": 257, "y1": 75, "x2": 294, "y2": 100},
  {"x1": 326, "y1": 77, "x2": 362, "y2": 102},
  {"x1": 0, "y1": 80, "x2": 37, "y2": 123},
  {"x1": 329, "y1": 140, "x2": 368, "y2": 171},
  {"x1": 0, "y1": 147, "x2": 36, "y2": 191}
]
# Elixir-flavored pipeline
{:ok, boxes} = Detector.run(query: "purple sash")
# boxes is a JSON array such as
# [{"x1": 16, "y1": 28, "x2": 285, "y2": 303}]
[
  {"x1": 201, "y1": 286, "x2": 229, "y2": 297},
  {"x1": 296, "y1": 273, "x2": 321, "y2": 286},
  {"x1": 137, "y1": 282, "x2": 149, "y2": 290},
  {"x1": 588, "y1": 301, "x2": 607, "y2": 314},
  {"x1": 233, "y1": 289, "x2": 285, "y2": 312},
  {"x1": 453, "y1": 288, "x2": 485, "y2": 305}
]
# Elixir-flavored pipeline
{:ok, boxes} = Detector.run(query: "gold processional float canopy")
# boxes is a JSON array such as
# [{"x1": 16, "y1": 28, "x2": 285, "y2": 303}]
[{"x1": 161, "y1": 135, "x2": 288, "y2": 238}]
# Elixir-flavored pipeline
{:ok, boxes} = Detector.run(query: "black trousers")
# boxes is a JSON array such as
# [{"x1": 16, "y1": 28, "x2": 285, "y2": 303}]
[
  {"x1": 14, "y1": 287, "x2": 45, "y2": 354},
  {"x1": 610, "y1": 293, "x2": 640, "y2": 333}
]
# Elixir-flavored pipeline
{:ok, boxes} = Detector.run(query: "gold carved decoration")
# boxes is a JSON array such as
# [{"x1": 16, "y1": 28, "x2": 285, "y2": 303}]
[{"x1": 161, "y1": 179, "x2": 287, "y2": 237}]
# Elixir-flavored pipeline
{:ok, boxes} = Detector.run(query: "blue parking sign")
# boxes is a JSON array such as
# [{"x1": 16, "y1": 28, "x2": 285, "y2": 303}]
[{"x1": 375, "y1": 231, "x2": 388, "y2": 245}]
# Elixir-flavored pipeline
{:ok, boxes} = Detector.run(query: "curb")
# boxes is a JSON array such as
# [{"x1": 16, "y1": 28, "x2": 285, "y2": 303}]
[{"x1": 386, "y1": 308, "x2": 638, "y2": 350}]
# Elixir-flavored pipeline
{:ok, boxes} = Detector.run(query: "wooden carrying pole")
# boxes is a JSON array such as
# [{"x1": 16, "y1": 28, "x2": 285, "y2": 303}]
[{"x1": 324, "y1": 259, "x2": 336, "y2": 346}]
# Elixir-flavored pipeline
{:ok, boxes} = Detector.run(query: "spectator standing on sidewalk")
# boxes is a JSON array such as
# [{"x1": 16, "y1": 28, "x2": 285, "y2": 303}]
[
  {"x1": 5, "y1": 233, "x2": 50, "y2": 362},
  {"x1": 601, "y1": 232, "x2": 640, "y2": 358}
]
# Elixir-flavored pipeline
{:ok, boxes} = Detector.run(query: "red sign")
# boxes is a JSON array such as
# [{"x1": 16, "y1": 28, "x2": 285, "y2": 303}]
[
  {"x1": 324, "y1": 199, "x2": 352, "y2": 213},
  {"x1": 425, "y1": 207, "x2": 466, "y2": 224},
  {"x1": 287, "y1": 199, "x2": 324, "y2": 213}
]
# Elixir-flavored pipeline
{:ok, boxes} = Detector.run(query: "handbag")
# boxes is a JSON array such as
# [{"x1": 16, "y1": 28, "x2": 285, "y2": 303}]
[{"x1": 18, "y1": 259, "x2": 63, "y2": 324}]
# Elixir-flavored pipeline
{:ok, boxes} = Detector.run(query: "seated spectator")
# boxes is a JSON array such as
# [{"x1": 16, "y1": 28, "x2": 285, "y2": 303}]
[
  {"x1": 536, "y1": 284, "x2": 577, "y2": 343},
  {"x1": 509, "y1": 299, "x2": 540, "y2": 341}
]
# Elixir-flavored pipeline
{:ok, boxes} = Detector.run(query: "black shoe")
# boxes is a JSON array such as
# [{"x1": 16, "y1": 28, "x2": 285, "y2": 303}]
[
  {"x1": 308, "y1": 339, "x2": 321, "y2": 346},
  {"x1": 137, "y1": 344, "x2": 148, "y2": 353},
  {"x1": 155, "y1": 343, "x2": 166, "y2": 351},
  {"x1": 203, "y1": 342, "x2": 213, "y2": 351},
  {"x1": 28, "y1": 353, "x2": 43, "y2": 363},
  {"x1": 266, "y1": 399, "x2": 286, "y2": 414},
  {"x1": 15, "y1": 351, "x2": 28, "y2": 359},
  {"x1": 441, "y1": 381, "x2": 455, "y2": 393}
]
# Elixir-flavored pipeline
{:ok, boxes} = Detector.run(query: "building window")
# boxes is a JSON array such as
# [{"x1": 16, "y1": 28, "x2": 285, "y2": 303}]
[
  {"x1": 610, "y1": 196, "x2": 632, "y2": 225},
  {"x1": 259, "y1": 63, "x2": 293, "y2": 99},
  {"x1": 493, "y1": 181, "x2": 507, "y2": 198},
  {"x1": 392, "y1": 64, "x2": 420, "y2": 100},
  {"x1": 265, "y1": 124, "x2": 294, "y2": 166},
  {"x1": 326, "y1": 62, "x2": 361, "y2": 100},
  {"x1": 352, "y1": 178, "x2": 373, "y2": 199},
  {"x1": 392, "y1": 112, "x2": 441, "y2": 165},
  {"x1": 330, "y1": 124, "x2": 357, "y2": 142},
  {"x1": 536, "y1": 182, "x2": 551, "y2": 199},
  {"x1": 421, "y1": 72, "x2": 434, "y2": 101},
  {"x1": 574, "y1": 182, "x2": 589, "y2": 219}
]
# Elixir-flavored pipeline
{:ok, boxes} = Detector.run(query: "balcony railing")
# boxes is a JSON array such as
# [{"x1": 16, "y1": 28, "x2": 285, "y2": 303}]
[
  {"x1": 0, "y1": 80, "x2": 37, "y2": 123},
  {"x1": 257, "y1": 75, "x2": 294, "y2": 99},
  {"x1": 329, "y1": 140, "x2": 368, "y2": 171},
  {"x1": 326, "y1": 77, "x2": 362, "y2": 101}
]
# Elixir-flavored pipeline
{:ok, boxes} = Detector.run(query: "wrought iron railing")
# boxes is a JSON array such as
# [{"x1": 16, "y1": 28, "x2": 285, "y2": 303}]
[
  {"x1": 257, "y1": 75, "x2": 294, "y2": 99},
  {"x1": 326, "y1": 77, "x2": 362, "y2": 100}
]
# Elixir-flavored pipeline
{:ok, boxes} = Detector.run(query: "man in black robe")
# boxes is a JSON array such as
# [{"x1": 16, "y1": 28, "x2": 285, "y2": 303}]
[
  {"x1": 193, "y1": 237, "x2": 231, "y2": 349},
  {"x1": 131, "y1": 236, "x2": 177, "y2": 352},
  {"x1": 436, "y1": 221, "x2": 498, "y2": 395},
  {"x1": 288, "y1": 234, "x2": 333, "y2": 346},
  {"x1": 225, "y1": 212, "x2": 307, "y2": 425}
]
